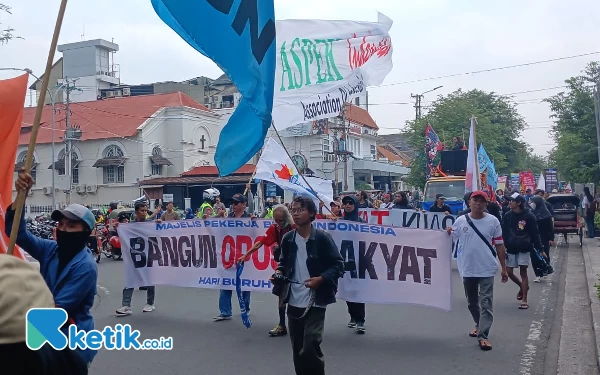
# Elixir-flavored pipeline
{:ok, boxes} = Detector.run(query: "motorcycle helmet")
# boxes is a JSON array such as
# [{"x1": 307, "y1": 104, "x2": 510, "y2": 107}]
[
  {"x1": 109, "y1": 236, "x2": 121, "y2": 249},
  {"x1": 203, "y1": 188, "x2": 220, "y2": 204}
]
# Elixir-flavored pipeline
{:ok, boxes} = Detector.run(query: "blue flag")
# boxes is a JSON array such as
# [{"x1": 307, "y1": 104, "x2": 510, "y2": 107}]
[
  {"x1": 152, "y1": 0, "x2": 276, "y2": 176},
  {"x1": 235, "y1": 263, "x2": 252, "y2": 328}
]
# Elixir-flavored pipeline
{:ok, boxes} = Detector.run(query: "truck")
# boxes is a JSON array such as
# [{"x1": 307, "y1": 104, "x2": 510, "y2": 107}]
[{"x1": 422, "y1": 150, "x2": 467, "y2": 215}]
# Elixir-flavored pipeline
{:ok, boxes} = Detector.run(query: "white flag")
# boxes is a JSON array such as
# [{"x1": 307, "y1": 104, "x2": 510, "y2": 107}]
[
  {"x1": 465, "y1": 118, "x2": 479, "y2": 193},
  {"x1": 273, "y1": 13, "x2": 393, "y2": 130},
  {"x1": 255, "y1": 138, "x2": 334, "y2": 205},
  {"x1": 536, "y1": 171, "x2": 545, "y2": 191}
]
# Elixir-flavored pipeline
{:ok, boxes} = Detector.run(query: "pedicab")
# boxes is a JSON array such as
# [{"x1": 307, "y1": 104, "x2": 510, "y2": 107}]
[{"x1": 547, "y1": 193, "x2": 584, "y2": 247}]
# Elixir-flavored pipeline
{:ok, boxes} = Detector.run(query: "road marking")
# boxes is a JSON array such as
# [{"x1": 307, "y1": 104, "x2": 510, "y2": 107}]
[
  {"x1": 518, "y1": 239, "x2": 560, "y2": 375},
  {"x1": 97, "y1": 284, "x2": 110, "y2": 296}
]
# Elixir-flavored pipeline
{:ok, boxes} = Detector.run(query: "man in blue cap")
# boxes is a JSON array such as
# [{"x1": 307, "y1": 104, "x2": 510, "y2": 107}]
[{"x1": 6, "y1": 170, "x2": 98, "y2": 366}]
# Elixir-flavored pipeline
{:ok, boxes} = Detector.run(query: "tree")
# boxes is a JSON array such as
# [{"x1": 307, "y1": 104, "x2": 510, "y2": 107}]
[
  {"x1": 546, "y1": 61, "x2": 600, "y2": 183},
  {"x1": 0, "y1": 4, "x2": 20, "y2": 45},
  {"x1": 404, "y1": 89, "x2": 535, "y2": 188}
]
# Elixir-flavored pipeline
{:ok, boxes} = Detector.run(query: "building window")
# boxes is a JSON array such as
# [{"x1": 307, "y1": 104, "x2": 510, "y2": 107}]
[
  {"x1": 102, "y1": 145, "x2": 125, "y2": 184},
  {"x1": 322, "y1": 137, "x2": 330, "y2": 152},
  {"x1": 354, "y1": 97, "x2": 360, "y2": 106},
  {"x1": 151, "y1": 147, "x2": 163, "y2": 176},
  {"x1": 57, "y1": 149, "x2": 79, "y2": 183},
  {"x1": 17, "y1": 151, "x2": 36, "y2": 185},
  {"x1": 371, "y1": 145, "x2": 376, "y2": 155}
]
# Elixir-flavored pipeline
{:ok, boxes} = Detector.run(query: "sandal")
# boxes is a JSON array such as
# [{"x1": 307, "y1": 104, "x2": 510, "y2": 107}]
[
  {"x1": 479, "y1": 340, "x2": 492, "y2": 351},
  {"x1": 519, "y1": 303, "x2": 529, "y2": 310},
  {"x1": 469, "y1": 328, "x2": 478, "y2": 337},
  {"x1": 516, "y1": 286, "x2": 530, "y2": 300}
]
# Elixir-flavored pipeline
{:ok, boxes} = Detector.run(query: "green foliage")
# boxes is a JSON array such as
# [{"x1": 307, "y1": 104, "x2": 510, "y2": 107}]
[
  {"x1": 405, "y1": 89, "x2": 537, "y2": 188},
  {"x1": 0, "y1": 4, "x2": 20, "y2": 45},
  {"x1": 546, "y1": 61, "x2": 600, "y2": 183}
]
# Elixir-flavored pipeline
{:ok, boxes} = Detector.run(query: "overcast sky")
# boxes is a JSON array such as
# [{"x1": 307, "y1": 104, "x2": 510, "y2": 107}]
[{"x1": 1, "y1": 0, "x2": 599, "y2": 155}]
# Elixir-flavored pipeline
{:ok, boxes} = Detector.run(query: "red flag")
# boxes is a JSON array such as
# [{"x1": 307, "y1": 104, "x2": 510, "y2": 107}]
[{"x1": 0, "y1": 74, "x2": 29, "y2": 259}]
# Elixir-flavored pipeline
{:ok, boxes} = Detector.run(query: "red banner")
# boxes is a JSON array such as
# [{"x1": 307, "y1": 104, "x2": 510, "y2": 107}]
[{"x1": 520, "y1": 171, "x2": 535, "y2": 192}]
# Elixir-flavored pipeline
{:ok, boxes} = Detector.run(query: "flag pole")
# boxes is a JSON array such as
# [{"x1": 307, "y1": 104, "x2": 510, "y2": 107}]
[
  {"x1": 271, "y1": 124, "x2": 335, "y2": 216},
  {"x1": 8, "y1": 0, "x2": 68, "y2": 255},
  {"x1": 471, "y1": 115, "x2": 481, "y2": 191}
]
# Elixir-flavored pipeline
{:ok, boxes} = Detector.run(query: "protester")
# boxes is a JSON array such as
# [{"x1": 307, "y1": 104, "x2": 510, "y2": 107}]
[
  {"x1": 341, "y1": 195, "x2": 367, "y2": 333},
  {"x1": 159, "y1": 201, "x2": 180, "y2": 221},
  {"x1": 202, "y1": 206, "x2": 214, "y2": 219},
  {"x1": 214, "y1": 193, "x2": 252, "y2": 321},
  {"x1": 148, "y1": 203, "x2": 163, "y2": 220},
  {"x1": 534, "y1": 189, "x2": 554, "y2": 216},
  {"x1": 356, "y1": 190, "x2": 373, "y2": 208},
  {"x1": 0, "y1": 254, "x2": 89, "y2": 374},
  {"x1": 452, "y1": 136, "x2": 465, "y2": 150},
  {"x1": 6, "y1": 170, "x2": 98, "y2": 365},
  {"x1": 379, "y1": 194, "x2": 393, "y2": 209},
  {"x1": 116, "y1": 202, "x2": 156, "y2": 316},
  {"x1": 524, "y1": 189, "x2": 534, "y2": 201},
  {"x1": 276, "y1": 196, "x2": 344, "y2": 375},
  {"x1": 457, "y1": 192, "x2": 473, "y2": 217},
  {"x1": 184, "y1": 208, "x2": 195, "y2": 220},
  {"x1": 412, "y1": 188, "x2": 421, "y2": 209},
  {"x1": 529, "y1": 196, "x2": 555, "y2": 283},
  {"x1": 448, "y1": 191, "x2": 508, "y2": 351},
  {"x1": 391, "y1": 191, "x2": 413, "y2": 210},
  {"x1": 502, "y1": 193, "x2": 543, "y2": 310},
  {"x1": 429, "y1": 194, "x2": 452, "y2": 214},
  {"x1": 262, "y1": 199, "x2": 275, "y2": 218},
  {"x1": 213, "y1": 196, "x2": 226, "y2": 212},
  {"x1": 238, "y1": 204, "x2": 295, "y2": 336},
  {"x1": 583, "y1": 187, "x2": 596, "y2": 238},
  {"x1": 199, "y1": 188, "x2": 219, "y2": 218},
  {"x1": 318, "y1": 201, "x2": 343, "y2": 218}
]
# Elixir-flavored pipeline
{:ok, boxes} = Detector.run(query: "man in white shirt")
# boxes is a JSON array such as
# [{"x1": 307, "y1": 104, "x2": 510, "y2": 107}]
[{"x1": 447, "y1": 190, "x2": 508, "y2": 351}]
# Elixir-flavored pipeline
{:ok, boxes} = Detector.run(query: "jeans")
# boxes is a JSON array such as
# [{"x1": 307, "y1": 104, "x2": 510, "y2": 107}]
[
  {"x1": 219, "y1": 289, "x2": 251, "y2": 316},
  {"x1": 346, "y1": 302, "x2": 365, "y2": 324},
  {"x1": 288, "y1": 306, "x2": 326, "y2": 375},
  {"x1": 586, "y1": 217, "x2": 595, "y2": 238},
  {"x1": 463, "y1": 277, "x2": 494, "y2": 340},
  {"x1": 279, "y1": 306, "x2": 286, "y2": 327},
  {"x1": 122, "y1": 286, "x2": 155, "y2": 307}
]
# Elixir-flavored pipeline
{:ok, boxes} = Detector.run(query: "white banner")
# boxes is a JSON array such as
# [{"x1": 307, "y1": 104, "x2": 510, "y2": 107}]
[
  {"x1": 119, "y1": 219, "x2": 452, "y2": 311},
  {"x1": 273, "y1": 14, "x2": 393, "y2": 130},
  {"x1": 358, "y1": 209, "x2": 456, "y2": 230},
  {"x1": 255, "y1": 137, "x2": 334, "y2": 205}
]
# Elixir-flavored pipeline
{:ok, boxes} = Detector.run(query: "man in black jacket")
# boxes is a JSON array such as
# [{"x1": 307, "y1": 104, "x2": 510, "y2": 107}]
[
  {"x1": 276, "y1": 196, "x2": 344, "y2": 375},
  {"x1": 341, "y1": 195, "x2": 368, "y2": 333},
  {"x1": 502, "y1": 193, "x2": 543, "y2": 310}
]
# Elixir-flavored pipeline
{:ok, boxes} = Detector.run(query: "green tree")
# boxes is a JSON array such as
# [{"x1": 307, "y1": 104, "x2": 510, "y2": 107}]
[
  {"x1": 546, "y1": 61, "x2": 600, "y2": 183},
  {"x1": 0, "y1": 4, "x2": 19, "y2": 45},
  {"x1": 404, "y1": 89, "x2": 533, "y2": 188}
]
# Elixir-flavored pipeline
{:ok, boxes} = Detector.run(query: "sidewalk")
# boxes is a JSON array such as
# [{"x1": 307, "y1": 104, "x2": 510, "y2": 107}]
[{"x1": 580, "y1": 238, "x2": 600, "y2": 372}]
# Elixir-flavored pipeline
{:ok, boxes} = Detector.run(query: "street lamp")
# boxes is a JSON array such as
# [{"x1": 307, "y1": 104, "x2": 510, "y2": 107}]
[
  {"x1": 411, "y1": 85, "x2": 444, "y2": 121},
  {"x1": 0, "y1": 67, "x2": 63, "y2": 208}
]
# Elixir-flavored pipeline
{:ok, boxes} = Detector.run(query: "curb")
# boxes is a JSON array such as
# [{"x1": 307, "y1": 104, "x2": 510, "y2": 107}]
[{"x1": 581, "y1": 238, "x2": 600, "y2": 369}]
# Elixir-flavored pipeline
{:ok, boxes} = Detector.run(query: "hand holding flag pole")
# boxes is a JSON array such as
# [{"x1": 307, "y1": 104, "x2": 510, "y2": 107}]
[{"x1": 7, "y1": 0, "x2": 68, "y2": 255}]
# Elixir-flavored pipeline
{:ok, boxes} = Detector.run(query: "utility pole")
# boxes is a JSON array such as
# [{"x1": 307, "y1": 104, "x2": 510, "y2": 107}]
[
  {"x1": 62, "y1": 78, "x2": 83, "y2": 205},
  {"x1": 329, "y1": 106, "x2": 353, "y2": 194},
  {"x1": 594, "y1": 80, "x2": 600, "y2": 170},
  {"x1": 411, "y1": 86, "x2": 443, "y2": 122}
]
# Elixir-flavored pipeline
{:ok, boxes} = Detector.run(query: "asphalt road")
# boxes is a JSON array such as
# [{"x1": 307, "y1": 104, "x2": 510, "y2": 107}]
[{"x1": 89, "y1": 243, "x2": 567, "y2": 375}]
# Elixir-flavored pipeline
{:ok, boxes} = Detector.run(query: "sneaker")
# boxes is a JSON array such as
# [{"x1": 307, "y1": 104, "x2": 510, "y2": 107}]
[
  {"x1": 534, "y1": 276, "x2": 541, "y2": 283},
  {"x1": 356, "y1": 322, "x2": 366, "y2": 334},
  {"x1": 142, "y1": 304, "x2": 155, "y2": 312},
  {"x1": 116, "y1": 306, "x2": 132, "y2": 316},
  {"x1": 268, "y1": 324, "x2": 287, "y2": 337},
  {"x1": 213, "y1": 314, "x2": 232, "y2": 321},
  {"x1": 348, "y1": 319, "x2": 357, "y2": 328}
]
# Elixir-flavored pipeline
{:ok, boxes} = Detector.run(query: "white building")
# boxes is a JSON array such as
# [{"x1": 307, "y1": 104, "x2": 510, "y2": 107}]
[
  {"x1": 274, "y1": 101, "x2": 410, "y2": 193},
  {"x1": 14, "y1": 92, "x2": 221, "y2": 209}
]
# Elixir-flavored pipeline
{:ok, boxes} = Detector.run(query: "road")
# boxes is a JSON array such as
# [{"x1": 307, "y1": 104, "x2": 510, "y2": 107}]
[{"x1": 89, "y1": 243, "x2": 567, "y2": 375}]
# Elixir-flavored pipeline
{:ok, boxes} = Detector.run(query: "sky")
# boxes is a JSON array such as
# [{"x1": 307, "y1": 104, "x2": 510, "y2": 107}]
[{"x1": 1, "y1": 0, "x2": 599, "y2": 156}]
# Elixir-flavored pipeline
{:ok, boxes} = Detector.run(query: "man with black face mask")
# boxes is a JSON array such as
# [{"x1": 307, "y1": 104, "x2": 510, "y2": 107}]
[{"x1": 6, "y1": 170, "x2": 98, "y2": 366}]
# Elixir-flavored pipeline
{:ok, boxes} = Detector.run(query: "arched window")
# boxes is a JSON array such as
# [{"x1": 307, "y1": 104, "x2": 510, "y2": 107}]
[
  {"x1": 151, "y1": 147, "x2": 162, "y2": 176},
  {"x1": 55, "y1": 149, "x2": 79, "y2": 184},
  {"x1": 17, "y1": 151, "x2": 37, "y2": 185},
  {"x1": 102, "y1": 145, "x2": 125, "y2": 183}
]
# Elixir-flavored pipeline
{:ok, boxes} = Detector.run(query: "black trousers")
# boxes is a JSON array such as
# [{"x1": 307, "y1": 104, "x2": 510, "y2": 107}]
[
  {"x1": 288, "y1": 306, "x2": 326, "y2": 375},
  {"x1": 346, "y1": 302, "x2": 365, "y2": 324}
]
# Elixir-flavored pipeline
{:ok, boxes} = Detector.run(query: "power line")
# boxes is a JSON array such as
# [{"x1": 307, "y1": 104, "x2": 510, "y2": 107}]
[{"x1": 374, "y1": 51, "x2": 600, "y2": 88}]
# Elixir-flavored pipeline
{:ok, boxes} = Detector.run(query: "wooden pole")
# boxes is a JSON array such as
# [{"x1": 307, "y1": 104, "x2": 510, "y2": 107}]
[{"x1": 8, "y1": 0, "x2": 68, "y2": 255}]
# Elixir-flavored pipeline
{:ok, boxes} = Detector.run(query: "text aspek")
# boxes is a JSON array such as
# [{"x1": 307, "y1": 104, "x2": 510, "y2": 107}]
[{"x1": 128, "y1": 235, "x2": 277, "y2": 271}]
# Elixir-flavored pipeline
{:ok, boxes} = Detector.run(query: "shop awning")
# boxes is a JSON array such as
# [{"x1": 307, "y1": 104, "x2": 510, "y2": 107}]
[
  {"x1": 92, "y1": 157, "x2": 126, "y2": 168},
  {"x1": 149, "y1": 155, "x2": 173, "y2": 166}
]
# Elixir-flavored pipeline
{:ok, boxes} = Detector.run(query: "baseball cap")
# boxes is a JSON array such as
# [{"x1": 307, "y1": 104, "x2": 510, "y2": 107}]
[
  {"x1": 510, "y1": 192, "x2": 526, "y2": 203},
  {"x1": 330, "y1": 200, "x2": 341, "y2": 207},
  {"x1": 435, "y1": 194, "x2": 446, "y2": 199},
  {"x1": 231, "y1": 193, "x2": 248, "y2": 203},
  {"x1": 51, "y1": 203, "x2": 95, "y2": 231},
  {"x1": 0, "y1": 255, "x2": 55, "y2": 344},
  {"x1": 470, "y1": 190, "x2": 489, "y2": 201}
]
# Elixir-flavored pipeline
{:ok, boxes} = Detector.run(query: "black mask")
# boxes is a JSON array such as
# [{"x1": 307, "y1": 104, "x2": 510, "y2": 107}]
[{"x1": 56, "y1": 229, "x2": 89, "y2": 257}]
